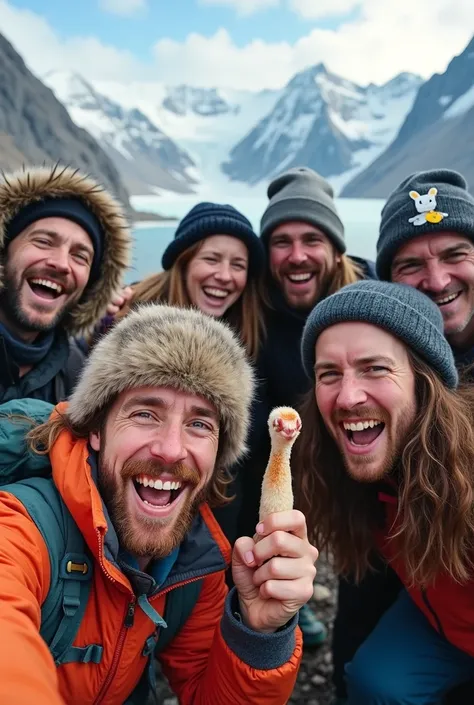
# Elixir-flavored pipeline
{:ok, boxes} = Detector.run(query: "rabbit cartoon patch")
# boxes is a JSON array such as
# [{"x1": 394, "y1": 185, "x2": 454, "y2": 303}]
[{"x1": 408, "y1": 188, "x2": 448, "y2": 226}]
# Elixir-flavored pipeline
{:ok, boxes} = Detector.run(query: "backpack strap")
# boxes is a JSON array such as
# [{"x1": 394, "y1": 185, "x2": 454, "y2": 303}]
[
  {"x1": 155, "y1": 578, "x2": 203, "y2": 653},
  {"x1": 4, "y1": 477, "x2": 102, "y2": 666},
  {"x1": 124, "y1": 579, "x2": 203, "y2": 705}
]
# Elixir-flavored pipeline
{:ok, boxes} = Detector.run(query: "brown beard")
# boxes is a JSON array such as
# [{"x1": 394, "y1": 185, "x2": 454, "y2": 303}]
[
  {"x1": 98, "y1": 457, "x2": 210, "y2": 561},
  {"x1": 0, "y1": 261, "x2": 81, "y2": 333}
]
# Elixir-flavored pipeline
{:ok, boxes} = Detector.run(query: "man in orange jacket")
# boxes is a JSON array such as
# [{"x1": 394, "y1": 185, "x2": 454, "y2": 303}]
[{"x1": 0, "y1": 302, "x2": 317, "y2": 705}]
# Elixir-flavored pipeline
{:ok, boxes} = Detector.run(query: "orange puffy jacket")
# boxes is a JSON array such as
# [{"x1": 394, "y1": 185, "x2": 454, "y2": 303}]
[{"x1": 0, "y1": 418, "x2": 302, "y2": 705}]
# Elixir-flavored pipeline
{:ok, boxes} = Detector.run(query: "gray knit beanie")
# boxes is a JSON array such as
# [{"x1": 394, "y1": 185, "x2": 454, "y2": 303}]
[
  {"x1": 377, "y1": 169, "x2": 474, "y2": 280},
  {"x1": 301, "y1": 280, "x2": 458, "y2": 388},
  {"x1": 260, "y1": 167, "x2": 346, "y2": 252}
]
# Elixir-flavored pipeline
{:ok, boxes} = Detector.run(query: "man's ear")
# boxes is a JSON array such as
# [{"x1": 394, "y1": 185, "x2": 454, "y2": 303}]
[{"x1": 89, "y1": 430, "x2": 101, "y2": 451}]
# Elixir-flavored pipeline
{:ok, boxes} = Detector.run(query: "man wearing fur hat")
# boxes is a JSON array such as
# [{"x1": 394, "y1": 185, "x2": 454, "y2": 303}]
[
  {"x1": 240, "y1": 167, "x2": 376, "y2": 648},
  {"x1": 295, "y1": 280, "x2": 474, "y2": 704},
  {"x1": 0, "y1": 164, "x2": 130, "y2": 403},
  {"x1": 0, "y1": 303, "x2": 317, "y2": 705},
  {"x1": 377, "y1": 168, "x2": 474, "y2": 370}
]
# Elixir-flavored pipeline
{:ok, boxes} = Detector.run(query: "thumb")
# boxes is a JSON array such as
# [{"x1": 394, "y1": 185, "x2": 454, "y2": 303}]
[{"x1": 232, "y1": 536, "x2": 259, "y2": 601}]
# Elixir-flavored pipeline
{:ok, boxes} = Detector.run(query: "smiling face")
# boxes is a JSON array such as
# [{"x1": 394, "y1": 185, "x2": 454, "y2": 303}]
[
  {"x1": 269, "y1": 222, "x2": 340, "y2": 310},
  {"x1": 184, "y1": 235, "x2": 249, "y2": 317},
  {"x1": 89, "y1": 386, "x2": 219, "y2": 565},
  {"x1": 0, "y1": 217, "x2": 93, "y2": 339},
  {"x1": 391, "y1": 232, "x2": 474, "y2": 348},
  {"x1": 314, "y1": 322, "x2": 416, "y2": 482}
]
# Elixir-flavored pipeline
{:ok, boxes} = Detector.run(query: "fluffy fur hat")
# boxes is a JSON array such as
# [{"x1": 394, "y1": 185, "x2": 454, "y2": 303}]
[
  {"x1": 68, "y1": 303, "x2": 255, "y2": 468},
  {"x1": 0, "y1": 164, "x2": 131, "y2": 335}
]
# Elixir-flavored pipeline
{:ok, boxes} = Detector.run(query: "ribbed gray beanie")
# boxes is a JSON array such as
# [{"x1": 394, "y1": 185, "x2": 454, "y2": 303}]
[
  {"x1": 377, "y1": 169, "x2": 474, "y2": 280},
  {"x1": 301, "y1": 280, "x2": 458, "y2": 388},
  {"x1": 260, "y1": 167, "x2": 346, "y2": 252}
]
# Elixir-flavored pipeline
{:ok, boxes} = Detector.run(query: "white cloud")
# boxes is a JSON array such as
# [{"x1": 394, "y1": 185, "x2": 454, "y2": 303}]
[
  {"x1": 289, "y1": 0, "x2": 358, "y2": 19},
  {"x1": 99, "y1": 0, "x2": 147, "y2": 15},
  {"x1": 152, "y1": 1, "x2": 474, "y2": 89},
  {"x1": 0, "y1": 0, "x2": 472, "y2": 91},
  {"x1": 0, "y1": 0, "x2": 144, "y2": 81},
  {"x1": 198, "y1": 0, "x2": 280, "y2": 16}
]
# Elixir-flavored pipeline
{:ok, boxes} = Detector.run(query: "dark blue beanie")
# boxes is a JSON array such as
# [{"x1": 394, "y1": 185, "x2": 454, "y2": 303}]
[
  {"x1": 5, "y1": 196, "x2": 104, "y2": 284},
  {"x1": 301, "y1": 280, "x2": 458, "y2": 388},
  {"x1": 377, "y1": 169, "x2": 474, "y2": 280},
  {"x1": 162, "y1": 202, "x2": 264, "y2": 277}
]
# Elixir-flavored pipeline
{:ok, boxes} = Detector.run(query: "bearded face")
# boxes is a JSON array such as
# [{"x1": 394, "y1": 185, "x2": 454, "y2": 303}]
[
  {"x1": 90, "y1": 386, "x2": 220, "y2": 564},
  {"x1": 314, "y1": 322, "x2": 417, "y2": 483},
  {"x1": 0, "y1": 218, "x2": 93, "y2": 337}
]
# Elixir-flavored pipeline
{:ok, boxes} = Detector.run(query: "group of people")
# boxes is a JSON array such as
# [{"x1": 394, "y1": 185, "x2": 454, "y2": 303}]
[{"x1": 0, "y1": 158, "x2": 473, "y2": 705}]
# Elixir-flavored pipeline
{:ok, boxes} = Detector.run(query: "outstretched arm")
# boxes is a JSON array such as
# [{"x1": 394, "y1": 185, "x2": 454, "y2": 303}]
[{"x1": 0, "y1": 493, "x2": 63, "y2": 705}]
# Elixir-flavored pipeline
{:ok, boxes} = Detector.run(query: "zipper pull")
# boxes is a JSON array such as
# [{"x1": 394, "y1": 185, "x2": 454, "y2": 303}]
[{"x1": 124, "y1": 601, "x2": 135, "y2": 628}]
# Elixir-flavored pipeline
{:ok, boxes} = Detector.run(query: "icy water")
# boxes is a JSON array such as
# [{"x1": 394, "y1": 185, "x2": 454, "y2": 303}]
[{"x1": 128, "y1": 196, "x2": 385, "y2": 284}]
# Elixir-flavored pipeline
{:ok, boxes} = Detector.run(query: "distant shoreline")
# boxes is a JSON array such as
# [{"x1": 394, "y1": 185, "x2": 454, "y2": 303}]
[{"x1": 132, "y1": 209, "x2": 179, "y2": 224}]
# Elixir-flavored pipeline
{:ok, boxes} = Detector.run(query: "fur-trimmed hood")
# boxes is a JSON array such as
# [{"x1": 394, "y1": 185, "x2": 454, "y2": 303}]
[
  {"x1": 67, "y1": 303, "x2": 255, "y2": 468},
  {"x1": 0, "y1": 164, "x2": 131, "y2": 335}
]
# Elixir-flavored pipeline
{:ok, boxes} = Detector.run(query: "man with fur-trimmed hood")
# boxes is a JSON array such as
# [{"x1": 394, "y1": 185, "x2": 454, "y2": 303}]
[
  {"x1": 0, "y1": 303, "x2": 317, "y2": 704},
  {"x1": 0, "y1": 163, "x2": 130, "y2": 403}
]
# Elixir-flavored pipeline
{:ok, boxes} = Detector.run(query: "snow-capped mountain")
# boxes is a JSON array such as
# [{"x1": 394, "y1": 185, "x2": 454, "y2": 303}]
[
  {"x1": 222, "y1": 64, "x2": 422, "y2": 189},
  {"x1": 162, "y1": 85, "x2": 240, "y2": 117},
  {"x1": 42, "y1": 64, "x2": 423, "y2": 199},
  {"x1": 44, "y1": 71, "x2": 198, "y2": 195},
  {"x1": 91, "y1": 78, "x2": 282, "y2": 199},
  {"x1": 342, "y1": 34, "x2": 474, "y2": 197}
]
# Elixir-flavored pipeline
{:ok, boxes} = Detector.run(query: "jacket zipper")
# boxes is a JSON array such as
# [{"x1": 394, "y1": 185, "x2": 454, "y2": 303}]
[
  {"x1": 92, "y1": 529, "x2": 136, "y2": 705},
  {"x1": 92, "y1": 529, "x2": 225, "y2": 703},
  {"x1": 421, "y1": 587, "x2": 446, "y2": 639}
]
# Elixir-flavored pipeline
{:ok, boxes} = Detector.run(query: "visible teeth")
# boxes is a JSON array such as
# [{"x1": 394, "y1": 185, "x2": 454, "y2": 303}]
[
  {"x1": 143, "y1": 500, "x2": 171, "y2": 507},
  {"x1": 30, "y1": 278, "x2": 63, "y2": 294},
  {"x1": 203, "y1": 287, "x2": 228, "y2": 298},
  {"x1": 343, "y1": 420, "x2": 382, "y2": 431},
  {"x1": 288, "y1": 273, "x2": 312, "y2": 282},
  {"x1": 135, "y1": 475, "x2": 182, "y2": 491},
  {"x1": 436, "y1": 292, "x2": 458, "y2": 305}
]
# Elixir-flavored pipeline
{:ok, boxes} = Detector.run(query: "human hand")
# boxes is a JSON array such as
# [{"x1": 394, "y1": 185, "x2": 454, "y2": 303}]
[
  {"x1": 105, "y1": 286, "x2": 133, "y2": 316},
  {"x1": 232, "y1": 510, "x2": 318, "y2": 633}
]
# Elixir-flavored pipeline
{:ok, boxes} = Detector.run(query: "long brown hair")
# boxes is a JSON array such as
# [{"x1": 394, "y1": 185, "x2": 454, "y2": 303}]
[
  {"x1": 293, "y1": 352, "x2": 474, "y2": 586},
  {"x1": 27, "y1": 407, "x2": 232, "y2": 508},
  {"x1": 117, "y1": 242, "x2": 264, "y2": 359},
  {"x1": 326, "y1": 254, "x2": 364, "y2": 296}
]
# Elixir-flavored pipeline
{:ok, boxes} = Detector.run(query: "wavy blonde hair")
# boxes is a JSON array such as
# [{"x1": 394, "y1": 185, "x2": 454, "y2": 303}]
[
  {"x1": 294, "y1": 353, "x2": 474, "y2": 587},
  {"x1": 117, "y1": 243, "x2": 264, "y2": 360}
]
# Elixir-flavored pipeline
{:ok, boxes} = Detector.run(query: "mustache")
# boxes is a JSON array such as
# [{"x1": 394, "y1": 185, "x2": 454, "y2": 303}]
[
  {"x1": 333, "y1": 407, "x2": 389, "y2": 424},
  {"x1": 121, "y1": 458, "x2": 201, "y2": 488}
]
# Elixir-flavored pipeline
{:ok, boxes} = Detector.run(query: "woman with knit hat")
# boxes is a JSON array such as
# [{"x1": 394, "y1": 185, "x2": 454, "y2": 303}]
[{"x1": 111, "y1": 201, "x2": 265, "y2": 360}]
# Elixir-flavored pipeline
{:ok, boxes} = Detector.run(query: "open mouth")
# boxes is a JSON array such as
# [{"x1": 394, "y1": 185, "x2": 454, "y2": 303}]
[
  {"x1": 433, "y1": 291, "x2": 461, "y2": 308},
  {"x1": 202, "y1": 286, "x2": 230, "y2": 302},
  {"x1": 342, "y1": 419, "x2": 385, "y2": 448},
  {"x1": 286, "y1": 272, "x2": 314, "y2": 285},
  {"x1": 27, "y1": 278, "x2": 64, "y2": 300},
  {"x1": 133, "y1": 473, "x2": 186, "y2": 510}
]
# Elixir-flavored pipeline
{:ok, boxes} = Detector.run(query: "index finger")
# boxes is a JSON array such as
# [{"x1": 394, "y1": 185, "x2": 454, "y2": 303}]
[{"x1": 256, "y1": 509, "x2": 308, "y2": 541}]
